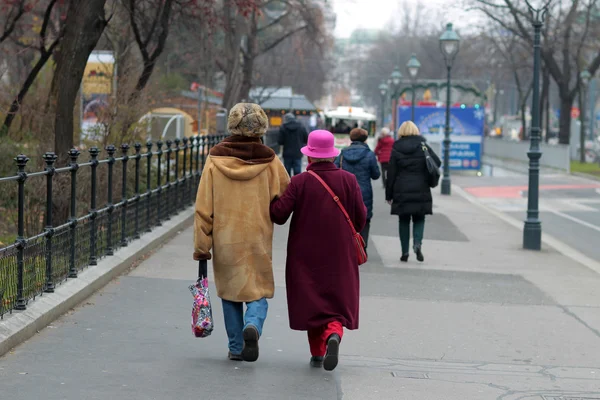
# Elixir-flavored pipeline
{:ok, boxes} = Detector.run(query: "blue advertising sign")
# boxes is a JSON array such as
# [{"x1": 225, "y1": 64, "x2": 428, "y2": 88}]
[{"x1": 398, "y1": 106, "x2": 484, "y2": 170}]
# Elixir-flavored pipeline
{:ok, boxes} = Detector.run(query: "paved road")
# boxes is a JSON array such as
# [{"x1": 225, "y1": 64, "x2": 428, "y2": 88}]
[
  {"x1": 2, "y1": 181, "x2": 600, "y2": 399},
  {"x1": 455, "y1": 168, "x2": 600, "y2": 262}
]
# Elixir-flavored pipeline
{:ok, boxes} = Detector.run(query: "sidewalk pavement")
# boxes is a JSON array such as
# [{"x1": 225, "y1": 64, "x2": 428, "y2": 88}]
[{"x1": 1, "y1": 181, "x2": 600, "y2": 399}]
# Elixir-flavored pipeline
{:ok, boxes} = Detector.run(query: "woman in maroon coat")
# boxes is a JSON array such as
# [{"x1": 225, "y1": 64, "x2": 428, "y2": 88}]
[{"x1": 270, "y1": 130, "x2": 367, "y2": 371}]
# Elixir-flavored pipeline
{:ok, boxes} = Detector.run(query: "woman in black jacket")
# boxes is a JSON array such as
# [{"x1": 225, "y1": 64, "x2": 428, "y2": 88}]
[{"x1": 385, "y1": 121, "x2": 441, "y2": 262}]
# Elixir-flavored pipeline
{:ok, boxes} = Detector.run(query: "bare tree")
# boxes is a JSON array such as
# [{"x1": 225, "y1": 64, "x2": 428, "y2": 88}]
[
  {"x1": 471, "y1": 0, "x2": 600, "y2": 144},
  {"x1": 1, "y1": 0, "x2": 65, "y2": 135},
  {"x1": 0, "y1": 0, "x2": 29, "y2": 44},
  {"x1": 48, "y1": 0, "x2": 109, "y2": 160}
]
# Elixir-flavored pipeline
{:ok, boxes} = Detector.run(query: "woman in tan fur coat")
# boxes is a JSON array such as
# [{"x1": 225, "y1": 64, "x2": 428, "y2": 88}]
[{"x1": 194, "y1": 103, "x2": 289, "y2": 362}]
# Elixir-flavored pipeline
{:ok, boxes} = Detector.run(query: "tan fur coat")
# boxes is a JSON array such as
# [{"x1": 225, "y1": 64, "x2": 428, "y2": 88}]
[{"x1": 194, "y1": 136, "x2": 290, "y2": 302}]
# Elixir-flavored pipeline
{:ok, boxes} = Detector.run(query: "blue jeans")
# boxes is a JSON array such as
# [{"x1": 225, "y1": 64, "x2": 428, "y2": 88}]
[
  {"x1": 284, "y1": 157, "x2": 302, "y2": 176},
  {"x1": 221, "y1": 298, "x2": 268, "y2": 355}
]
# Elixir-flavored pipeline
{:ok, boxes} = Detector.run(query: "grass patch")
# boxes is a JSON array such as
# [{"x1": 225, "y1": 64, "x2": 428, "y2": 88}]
[{"x1": 571, "y1": 161, "x2": 600, "y2": 177}]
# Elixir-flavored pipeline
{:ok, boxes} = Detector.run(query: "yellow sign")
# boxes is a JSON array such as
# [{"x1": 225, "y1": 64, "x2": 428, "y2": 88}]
[
  {"x1": 270, "y1": 116, "x2": 282, "y2": 126},
  {"x1": 82, "y1": 52, "x2": 114, "y2": 96}
]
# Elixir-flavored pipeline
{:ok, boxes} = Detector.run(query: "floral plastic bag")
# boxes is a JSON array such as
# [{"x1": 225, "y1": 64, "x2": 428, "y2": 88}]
[{"x1": 189, "y1": 276, "x2": 214, "y2": 338}]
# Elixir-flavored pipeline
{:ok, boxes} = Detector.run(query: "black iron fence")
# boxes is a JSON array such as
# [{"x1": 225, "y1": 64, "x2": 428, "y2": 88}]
[{"x1": 0, "y1": 135, "x2": 227, "y2": 318}]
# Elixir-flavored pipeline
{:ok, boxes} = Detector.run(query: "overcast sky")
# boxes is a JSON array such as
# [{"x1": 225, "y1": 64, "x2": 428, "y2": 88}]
[{"x1": 332, "y1": 0, "x2": 476, "y2": 38}]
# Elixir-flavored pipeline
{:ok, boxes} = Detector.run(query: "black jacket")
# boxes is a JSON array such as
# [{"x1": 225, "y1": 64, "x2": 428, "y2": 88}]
[
  {"x1": 278, "y1": 120, "x2": 308, "y2": 159},
  {"x1": 385, "y1": 135, "x2": 441, "y2": 216}
]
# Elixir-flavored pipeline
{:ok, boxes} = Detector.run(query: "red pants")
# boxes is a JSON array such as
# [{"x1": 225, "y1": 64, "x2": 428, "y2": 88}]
[{"x1": 307, "y1": 321, "x2": 343, "y2": 357}]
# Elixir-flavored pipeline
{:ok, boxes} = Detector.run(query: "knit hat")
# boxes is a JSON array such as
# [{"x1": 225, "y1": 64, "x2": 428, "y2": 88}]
[
  {"x1": 227, "y1": 103, "x2": 269, "y2": 137},
  {"x1": 350, "y1": 128, "x2": 368, "y2": 142}
]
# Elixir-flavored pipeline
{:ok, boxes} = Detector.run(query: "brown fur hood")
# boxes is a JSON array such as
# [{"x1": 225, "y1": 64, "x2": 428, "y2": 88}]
[{"x1": 209, "y1": 135, "x2": 277, "y2": 181}]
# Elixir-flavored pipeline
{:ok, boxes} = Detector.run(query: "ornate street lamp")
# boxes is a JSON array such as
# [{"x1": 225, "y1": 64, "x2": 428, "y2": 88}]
[
  {"x1": 439, "y1": 22, "x2": 460, "y2": 196},
  {"x1": 389, "y1": 66, "x2": 403, "y2": 136},
  {"x1": 523, "y1": 0, "x2": 550, "y2": 251},
  {"x1": 406, "y1": 54, "x2": 421, "y2": 121},
  {"x1": 580, "y1": 70, "x2": 591, "y2": 163},
  {"x1": 379, "y1": 81, "x2": 389, "y2": 130}
]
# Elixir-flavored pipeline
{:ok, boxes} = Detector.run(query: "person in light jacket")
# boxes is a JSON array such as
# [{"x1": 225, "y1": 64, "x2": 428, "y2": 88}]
[
  {"x1": 194, "y1": 103, "x2": 290, "y2": 362},
  {"x1": 385, "y1": 121, "x2": 440, "y2": 263}
]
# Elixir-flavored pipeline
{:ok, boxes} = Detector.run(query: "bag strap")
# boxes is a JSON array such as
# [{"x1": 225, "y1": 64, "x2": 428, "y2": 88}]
[
  {"x1": 198, "y1": 260, "x2": 208, "y2": 279},
  {"x1": 307, "y1": 170, "x2": 357, "y2": 235}
]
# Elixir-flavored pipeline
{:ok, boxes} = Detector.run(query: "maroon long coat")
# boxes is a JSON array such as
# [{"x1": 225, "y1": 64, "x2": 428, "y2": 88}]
[{"x1": 270, "y1": 162, "x2": 367, "y2": 331}]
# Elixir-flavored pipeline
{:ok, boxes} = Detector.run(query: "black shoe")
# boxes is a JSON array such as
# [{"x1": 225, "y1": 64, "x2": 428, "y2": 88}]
[
  {"x1": 228, "y1": 352, "x2": 243, "y2": 361},
  {"x1": 310, "y1": 356, "x2": 324, "y2": 368},
  {"x1": 414, "y1": 245, "x2": 424, "y2": 262},
  {"x1": 242, "y1": 325, "x2": 259, "y2": 362},
  {"x1": 400, "y1": 253, "x2": 409, "y2": 262},
  {"x1": 323, "y1": 334, "x2": 340, "y2": 371}
]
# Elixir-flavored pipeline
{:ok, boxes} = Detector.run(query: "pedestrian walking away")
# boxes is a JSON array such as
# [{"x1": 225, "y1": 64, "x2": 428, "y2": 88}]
[
  {"x1": 335, "y1": 128, "x2": 380, "y2": 254},
  {"x1": 278, "y1": 113, "x2": 309, "y2": 176},
  {"x1": 194, "y1": 103, "x2": 290, "y2": 362},
  {"x1": 385, "y1": 121, "x2": 441, "y2": 263},
  {"x1": 270, "y1": 129, "x2": 367, "y2": 372},
  {"x1": 374, "y1": 127, "x2": 394, "y2": 187}
]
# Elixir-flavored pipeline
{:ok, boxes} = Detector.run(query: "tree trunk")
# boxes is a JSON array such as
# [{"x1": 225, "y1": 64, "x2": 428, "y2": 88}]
[
  {"x1": 558, "y1": 94, "x2": 573, "y2": 145},
  {"x1": 239, "y1": 11, "x2": 258, "y2": 102},
  {"x1": 49, "y1": 0, "x2": 107, "y2": 160}
]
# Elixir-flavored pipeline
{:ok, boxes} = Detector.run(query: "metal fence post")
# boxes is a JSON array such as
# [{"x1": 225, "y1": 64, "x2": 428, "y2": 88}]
[
  {"x1": 68, "y1": 149, "x2": 80, "y2": 279},
  {"x1": 43, "y1": 152, "x2": 57, "y2": 292},
  {"x1": 120, "y1": 144, "x2": 129, "y2": 247},
  {"x1": 14, "y1": 154, "x2": 29, "y2": 310},
  {"x1": 174, "y1": 138, "x2": 180, "y2": 212},
  {"x1": 145, "y1": 141, "x2": 153, "y2": 233},
  {"x1": 88, "y1": 147, "x2": 99, "y2": 266},
  {"x1": 165, "y1": 140, "x2": 172, "y2": 220},
  {"x1": 106, "y1": 145, "x2": 116, "y2": 256},
  {"x1": 200, "y1": 136, "x2": 206, "y2": 173},
  {"x1": 134, "y1": 143, "x2": 142, "y2": 239},
  {"x1": 156, "y1": 140, "x2": 163, "y2": 226},
  {"x1": 182, "y1": 137, "x2": 188, "y2": 205}
]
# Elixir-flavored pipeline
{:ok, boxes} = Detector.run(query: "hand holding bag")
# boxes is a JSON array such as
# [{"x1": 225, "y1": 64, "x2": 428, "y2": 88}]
[
  {"x1": 421, "y1": 142, "x2": 441, "y2": 188},
  {"x1": 308, "y1": 171, "x2": 368, "y2": 265},
  {"x1": 189, "y1": 260, "x2": 214, "y2": 338}
]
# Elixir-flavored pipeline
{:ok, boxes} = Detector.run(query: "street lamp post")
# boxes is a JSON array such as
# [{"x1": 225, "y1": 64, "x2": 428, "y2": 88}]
[
  {"x1": 523, "y1": 0, "x2": 549, "y2": 251},
  {"x1": 379, "y1": 81, "x2": 389, "y2": 130},
  {"x1": 439, "y1": 23, "x2": 461, "y2": 196},
  {"x1": 580, "y1": 70, "x2": 591, "y2": 163},
  {"x1": 390, "y1": 66, "x2": 403, "y2": 136},
  {"x1": 406, "y1": 54, "x2": 421, "y2": 121}
]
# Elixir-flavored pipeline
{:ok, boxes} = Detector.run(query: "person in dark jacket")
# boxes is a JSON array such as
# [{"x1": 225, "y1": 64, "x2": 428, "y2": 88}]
[
  {"x1": 385, "y1": 121, "x2": 440, "y2": 263},
  {"x1": 374, "y1": 127, "x2": 394, "y2": 187},
  {"x1": 335, "y1": 128, "x2": 380, "y2": 251},
  {"x1": 278, "y1": 113, "x2": 308, "y2": 176}
]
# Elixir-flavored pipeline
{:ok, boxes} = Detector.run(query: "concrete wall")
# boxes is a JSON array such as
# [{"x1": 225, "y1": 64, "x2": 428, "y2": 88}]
[{"x1": 483, "y1": 137, "x2": 571, "y2": 172}]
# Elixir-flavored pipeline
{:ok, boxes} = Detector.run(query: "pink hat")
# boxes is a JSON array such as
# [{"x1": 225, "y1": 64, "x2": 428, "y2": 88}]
[{"x1": 301, "y1": 130, "x2": 340, "y2": 158}]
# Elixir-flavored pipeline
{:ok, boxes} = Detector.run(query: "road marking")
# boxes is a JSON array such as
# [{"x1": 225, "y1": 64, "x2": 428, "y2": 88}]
[
  {"x1": 546, "y1": 207, "x2": 600, "y2": 234},
  {"x1": 465, "y1": 184, "x2": 600, "y2": 199}
]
